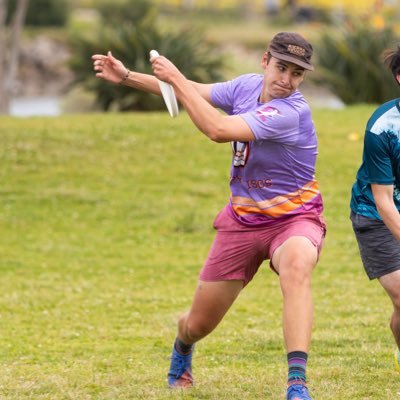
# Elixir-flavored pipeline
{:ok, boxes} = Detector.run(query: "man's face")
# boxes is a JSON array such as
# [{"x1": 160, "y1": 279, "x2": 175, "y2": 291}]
[{"x1": 261, "y1": 54, "x2": 306, "y2": 101}]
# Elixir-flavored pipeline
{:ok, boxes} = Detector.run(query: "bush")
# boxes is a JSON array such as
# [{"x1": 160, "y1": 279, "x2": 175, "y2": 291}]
[
  {"x1": 313, "y1": 22, "x2": 399, "y2": 104},
  {"x1": 70, "y1": 0, "x2": 225, "y2": 111},
  {"x1": 7, "y1": 0, "x2": 69, "y2": 27},
  {"x1": 96, "y1": 0, "x2": 155, "y2": 24}
]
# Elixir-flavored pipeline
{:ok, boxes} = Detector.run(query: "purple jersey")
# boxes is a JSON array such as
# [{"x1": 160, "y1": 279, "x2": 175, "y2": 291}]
[{"x1": 211, "y1": 73, "x2": 324, "y2": 226}]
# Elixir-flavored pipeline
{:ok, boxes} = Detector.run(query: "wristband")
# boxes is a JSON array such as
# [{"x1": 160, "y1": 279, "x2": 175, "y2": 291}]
[{"x1": 119, "y1": 69, "x2": 130, "y2": 85}]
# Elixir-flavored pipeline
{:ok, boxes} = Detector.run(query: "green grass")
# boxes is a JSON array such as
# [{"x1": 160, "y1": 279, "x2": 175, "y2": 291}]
[{"x1": 0, "y1": 108, "x2": 398, "y2": 399}]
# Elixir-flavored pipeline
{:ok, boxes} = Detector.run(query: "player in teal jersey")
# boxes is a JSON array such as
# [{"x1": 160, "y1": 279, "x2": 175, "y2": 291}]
[{"x1": 350, "y1": 44, "x2": 400, "y2": 372}]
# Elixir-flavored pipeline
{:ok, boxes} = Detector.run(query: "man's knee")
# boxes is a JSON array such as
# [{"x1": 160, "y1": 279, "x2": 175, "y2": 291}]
[
  {"x1": 391, "y1": 292, "x2": 400, "y2": 310},
  {"x1": 379, "y1": 272, "x2": 400, "y2": 310},
  {"x1": 279, "y1": 258, "x2": 313, "y2": 289}
]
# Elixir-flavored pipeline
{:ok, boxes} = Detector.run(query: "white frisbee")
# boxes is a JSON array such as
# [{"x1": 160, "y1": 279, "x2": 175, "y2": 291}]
[{"x1": 149, "y1": 50, "x2": 179, "y2": 118}]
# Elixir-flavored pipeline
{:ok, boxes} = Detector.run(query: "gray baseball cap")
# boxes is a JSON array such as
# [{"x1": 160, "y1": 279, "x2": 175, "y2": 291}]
[{"x1": 268, "y1": 32, "x2": 314, "y2": 71}]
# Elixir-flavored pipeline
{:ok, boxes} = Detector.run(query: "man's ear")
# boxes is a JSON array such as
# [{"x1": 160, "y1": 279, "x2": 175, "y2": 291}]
[
  {"x1": 397, "y1": 73, "x2": 400, "y2": 85},
  {"x1": 261, "y1": 52, "x2": 269, "y2": 69}
]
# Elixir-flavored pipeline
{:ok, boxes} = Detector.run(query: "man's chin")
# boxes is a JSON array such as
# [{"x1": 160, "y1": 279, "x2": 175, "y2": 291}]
[{"x1": 272, "y1": 91, "x2": 292, "y2": 99}]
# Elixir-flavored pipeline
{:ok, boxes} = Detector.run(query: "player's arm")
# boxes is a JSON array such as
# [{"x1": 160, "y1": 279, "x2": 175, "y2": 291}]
[
  {"x1": 176, "y1": 80, "x2": 254, "y2": 142},
  {"x1": 92, "y1": 52, "x2": 214, "y2": 103},
  {"x1": 187, "y1": 81, "x2": 214, "y2": 105},
  {"x1": 371, "y1": 183, "x2": 400, "y2": 241},
  {"x1": 151, "y1": 55, "x2": 255, "y2": 143}
]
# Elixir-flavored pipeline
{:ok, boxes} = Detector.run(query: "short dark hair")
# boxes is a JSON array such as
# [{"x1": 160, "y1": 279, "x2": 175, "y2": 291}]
[{"x1": 382, "y1": 45, "x2": 400, "y2": 85}]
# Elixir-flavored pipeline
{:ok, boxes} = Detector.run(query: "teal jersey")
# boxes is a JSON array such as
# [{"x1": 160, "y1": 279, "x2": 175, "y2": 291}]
[{"x1": 350, "y1": 98, "x2": 400, "y2": 220}]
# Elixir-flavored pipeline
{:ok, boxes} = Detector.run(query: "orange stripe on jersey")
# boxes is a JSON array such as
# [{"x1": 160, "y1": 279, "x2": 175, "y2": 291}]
[{"x1": 231, "y1": 180, "x2": 320, "y2": 218}]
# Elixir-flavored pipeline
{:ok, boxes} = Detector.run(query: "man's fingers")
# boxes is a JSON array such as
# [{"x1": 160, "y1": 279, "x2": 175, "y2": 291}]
[{"x1": 92, "y1": 54, "x2": 111, "y2": 66}]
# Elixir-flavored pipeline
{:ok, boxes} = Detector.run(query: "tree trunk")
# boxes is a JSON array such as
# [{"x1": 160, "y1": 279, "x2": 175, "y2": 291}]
[{"x1": 0, "y1": 0, "x2": 29, "y2": 115}]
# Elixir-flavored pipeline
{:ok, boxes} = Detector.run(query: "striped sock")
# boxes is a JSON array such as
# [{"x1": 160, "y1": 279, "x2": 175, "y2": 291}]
[
  {"x1": 174, "y1": 337, "x2": 193, "y2": 355},
  {"x1": 287, "y1": 351, "x2": 308, "y2": 386}
]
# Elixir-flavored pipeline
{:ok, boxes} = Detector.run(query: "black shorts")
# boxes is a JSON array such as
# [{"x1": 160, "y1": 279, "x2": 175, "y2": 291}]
[{"x1": 350, "y1": 211, "x2": 400, "y2": 279}]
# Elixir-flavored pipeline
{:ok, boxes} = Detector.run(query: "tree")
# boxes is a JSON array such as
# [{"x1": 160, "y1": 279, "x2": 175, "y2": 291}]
[{"x1": 0, "y1": 0, "x2": 29, "y2": 114}]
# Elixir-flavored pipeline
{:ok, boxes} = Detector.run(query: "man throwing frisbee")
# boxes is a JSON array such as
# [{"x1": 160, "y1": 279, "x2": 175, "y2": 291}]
[{"x1": 92, "y1": 32, "x2": 326, "y2": 400}]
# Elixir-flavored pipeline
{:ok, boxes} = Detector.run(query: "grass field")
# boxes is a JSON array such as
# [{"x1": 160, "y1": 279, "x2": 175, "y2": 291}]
[{"x1": 1, "y1": 108, "x2": 399, "y2": 399}]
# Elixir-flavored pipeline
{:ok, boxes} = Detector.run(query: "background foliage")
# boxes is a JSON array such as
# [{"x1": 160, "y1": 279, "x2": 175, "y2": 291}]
[
  {"x1": 7, "y1": 0, "x2": 69, "y2": 27},
  {"x1": 67, "y1": 0, "x2": 400, "y2": 109},
  {"x1": 69, "y1": 0, "x2": 225, "y2": 111},
  {"x1": 313, "y1": 22, "x2": 399, "y2": 104}
]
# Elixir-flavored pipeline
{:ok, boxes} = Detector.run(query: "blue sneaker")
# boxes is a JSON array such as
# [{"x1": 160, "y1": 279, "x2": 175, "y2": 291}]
[
  {"x1": 286, "y1": 384, "x2": 312, "y2": 400},
  {"x1": 167, "y1": 346, "x2": 194, "y2": 388}
]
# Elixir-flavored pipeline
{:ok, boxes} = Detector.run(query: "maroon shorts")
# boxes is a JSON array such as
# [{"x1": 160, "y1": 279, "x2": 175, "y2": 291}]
[{"x1": 199, "y1": 205, "x2": 326, "y2": 287}]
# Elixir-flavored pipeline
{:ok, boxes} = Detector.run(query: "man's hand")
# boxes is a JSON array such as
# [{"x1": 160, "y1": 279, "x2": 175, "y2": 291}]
[
  {"x1": 92, "y1": 51, "x2": 129, "y2": 85},
  {"x1": 372, "y1": 183, "x2": 400, "y2": 241},
  {"x1": 149, "y1": 54, "x2": 183, "y2": 85}
]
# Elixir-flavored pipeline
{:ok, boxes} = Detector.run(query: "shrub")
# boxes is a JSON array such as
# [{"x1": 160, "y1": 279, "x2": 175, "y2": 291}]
[
  {"x1": 313, "y1": 21, "x2": 399, "y2": 104},
  {"x1": 70, "y1": 0, "x2": 224, "y2": 111},
  {"x1": 7, "y1": 0, "x2": 69, "y2": 27},
  {"x1": 96, "y1": 0, "x2": 155, "y2": 24}
]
